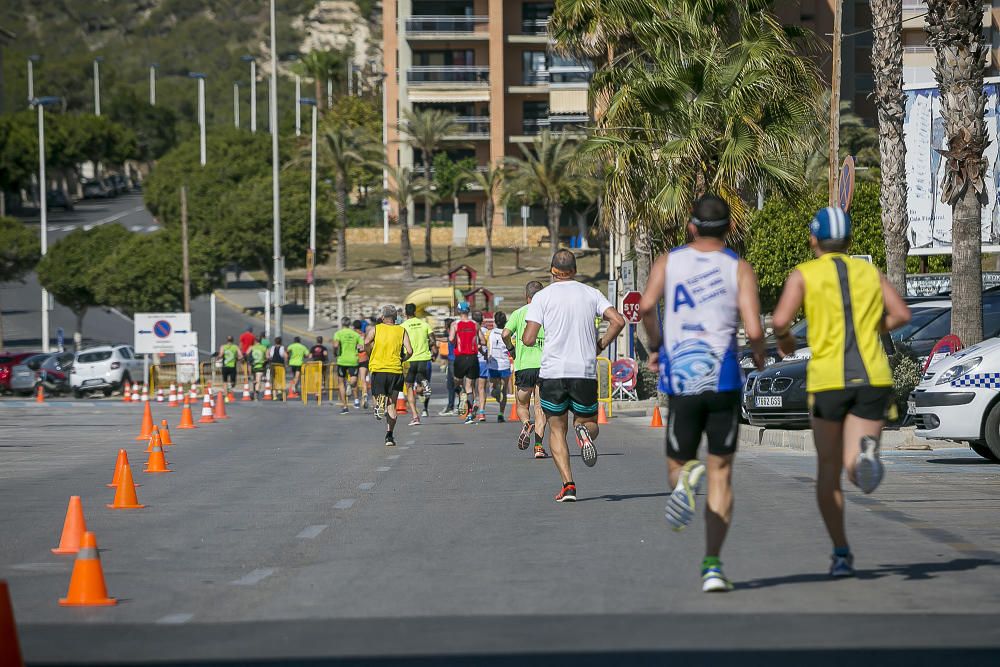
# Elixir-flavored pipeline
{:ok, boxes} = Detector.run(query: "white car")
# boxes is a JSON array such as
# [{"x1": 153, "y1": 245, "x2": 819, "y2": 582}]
[
  {"x1": 70, "y1": 345, "x2": 144, "y2": 398},
  {"x1": 911, "y1": 336, "x2": 1000, "y2": 461}
]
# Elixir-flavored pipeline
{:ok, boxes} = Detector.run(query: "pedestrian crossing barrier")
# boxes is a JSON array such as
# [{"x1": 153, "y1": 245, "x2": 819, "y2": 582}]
[
  {"x1": 271, "y1": 365, "x2": 286, "y2": 401},
  {"x1": 301, "y1": 362, "x2": 324, "y2": 405},
  {"x1": 596, "y1": 357, "x2": 613, "y2": 418}
]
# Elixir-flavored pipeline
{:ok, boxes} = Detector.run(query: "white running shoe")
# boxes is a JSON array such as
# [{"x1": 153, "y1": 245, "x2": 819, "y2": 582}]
[
  {"x1": 829, "y1": 553, "x2": 855, "y2": 577},
  {"x1": 408, "y1": 417, "x2": 421, "y2": 427},
  {"x1": 701, "y1": 565, "x2": 734, "y2": 592},
  {"x1": 665, "y1": 460, "x2": 706, "y2": 531},
  {"x1": 855, "y1": 435, "x2": 884, "y2": 494}
]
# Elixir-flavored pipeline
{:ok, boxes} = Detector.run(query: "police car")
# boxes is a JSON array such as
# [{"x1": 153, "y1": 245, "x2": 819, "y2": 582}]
[{"x1": 912, "y1": 337, "x2": 1000, "y2": 461}]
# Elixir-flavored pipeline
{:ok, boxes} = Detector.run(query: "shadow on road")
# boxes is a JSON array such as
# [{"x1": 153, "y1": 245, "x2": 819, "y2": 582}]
[
  {"x1": 737, "y1": 557, "x2": 1000, "y2": 590},
  {"x1": 577, "y1": 491, "x2": 670, "y2": 502},
  {"x1": 925, "y1": 457, "x2": 998, "y2": 465}
]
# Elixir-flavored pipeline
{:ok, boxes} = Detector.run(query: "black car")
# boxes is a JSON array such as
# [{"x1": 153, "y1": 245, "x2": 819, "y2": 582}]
[{"x1": 743, "y1": 357, "x2": 809, "y2": 428}]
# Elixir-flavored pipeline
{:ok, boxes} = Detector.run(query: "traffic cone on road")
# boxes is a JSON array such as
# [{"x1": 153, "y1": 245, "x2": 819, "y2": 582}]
[
  {"x1": 122, "y1": 380, "x2": 131, "y2": 403},
  {"x1": 107, "y1": 449, "x2": 127, "y2": 487},
  {"x1": 58, "y1": 532, "x2": 116, "y2": 606},
  {"x1": 507, "y1": 401, "x2": 518, "y2": 421},
  {"x1": 144, "y1": 426, "x2": 161, "y2": 453},
  {"x1": 35, "y1": 385, "x2": 44, "y2": 403},
  {"x1": 597, "y1": 403, "x2": 609, "y2": 425},
  {"x1": 0, "y1": 581, "x2": 24, "y2": 667},
  {"x1": 144, "y1": 439, "x2": 172, "y2": 473},
  {"x1": 155, "y1": 388, "x2": 164, "y2": 403},
  {"x1": 241, "y1": 382, "x2": 252, "y2": 401},
  {"x1": 135, "y1": 402, "x2": 154, "y2": 441},
  {"x1": 51, "y1": 496, "x2": 87, "y2": 555},
  {"x1": 189, "y1": 385, "x2": 198, "y2": 401},
  {"x1": 395, "y1": 392, "x2": 408, "y2": 414},
  {"x1": 198, "y1": 394, "x2": 215, "y2": 424},
  {"x1": 263, "y1": 381, "x2": 273, "y2": 400},
  {"x1": 159, "y1": 419, "x2": 174, "y2": 446},
  {"x1": 168, "y1": 384, "x2": 178, "y2": 407},
  {"x1": 650, "y1": 406, "x2": 664, "y2": 428},
  {"x1": 106, "y1": 462, "x2": 144, "y2": 509},
  {"x1": 213, "y1": 391, "x2": 230, "y2": 420},
  {"x1": 226, "y1": 387, "x2": 235, "y2": 403},
  {"x1": 140, "y1": 385, "x2": 149, "y2": 402},
  {"x1": 131, "y1": 384, "x2": 140, "y2": 402},
  {"x1": 178, "y1": 397, "x2": 197, "y2": 429}
]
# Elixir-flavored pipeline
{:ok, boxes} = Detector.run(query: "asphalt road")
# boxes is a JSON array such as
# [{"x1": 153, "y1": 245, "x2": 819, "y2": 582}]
[{"x1": 2, "y1": 394, "x2": 999, "y2": 665}]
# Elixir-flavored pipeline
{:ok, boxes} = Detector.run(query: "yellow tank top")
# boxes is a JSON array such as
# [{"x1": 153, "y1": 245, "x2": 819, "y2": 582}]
[
  {"x1": 369, "y1": 323, "x2": 405, "y2": 374},
  {"x1": 797, "y1": 253, "x2": 892, "y2": 392}
]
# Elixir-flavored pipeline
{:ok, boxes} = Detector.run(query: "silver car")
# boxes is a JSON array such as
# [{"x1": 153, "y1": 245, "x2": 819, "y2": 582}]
[
  {"x1": 10, "y1": 352, "x2": 74, "y2": 396},
  {"x1": 71, "y1": 345, "x2": 143, "y2": 397}
]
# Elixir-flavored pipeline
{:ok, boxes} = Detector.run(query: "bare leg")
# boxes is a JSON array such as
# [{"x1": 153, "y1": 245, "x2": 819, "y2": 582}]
[
  {"x1": 406, "y1": 383, "x2": 419, "y2": 417},
  {"x1": 533, "y1": 386, "x2": 545, "y2": 440},
  {"x1": 463, "y1": 377, "x2": 475, "y2": 412},
  {"x1": 497, "y1": 380, "x2": 507, "y2": 417},
  {"x1": 812, "y1": 416, "x2": 848, "y2": 549},
  {"x1": 547, "y1": 412, "x2": 572, "y2": 484},
  {"x1": 574, "y1": 413, "x2": 599, "y2": 441},
  {"x1": 842, "y1": 414, "x2": 884, "y2": 486},
  {"x1": 515, "y1": 387, "x2": 532, "y2": 424},
  {"x1": 476, "y1": 377, "x2": 487, "y2": 414},
  {"x1": 705, "y1": 453, "x2": 734, "y2": 558},
  {"x1": 667, "y1": 457, "x2": 684, "y2": 489},
  {"x1": 386, "y1": 397, "x2": 398, "y2": 435}
]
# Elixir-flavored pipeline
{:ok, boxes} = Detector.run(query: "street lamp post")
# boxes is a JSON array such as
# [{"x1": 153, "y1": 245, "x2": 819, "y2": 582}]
[
  {"x1": 233, "y1": 82, "x2": 240, "y2": 128},
  {"x1": 301, "y1": 98, "x2": 318, "y2": 330},
  {"x1": 149, "y1": 63, "x2": 158, "y2": 105},
  {"x1": 93, "y1": 57, "x2": 103, "y2": 116},
  {"x1": 27, "y1": 55, "x2": 40, "y2": 105},
  {"x1": 189, "y1": 73, "x2": 207, "y2": 166},
  {"x1": 269, "y1": 0, "x2": 283, "y2": 337},
  {"x1": 241, "y1": 55, "x2": 257, "y2": 133},
  {"x1": 33, "y1": 96, "x2": 60, "y2": 353},
  {"x1": 295, "y1": 74, "x2": 302, "y2": 136}
]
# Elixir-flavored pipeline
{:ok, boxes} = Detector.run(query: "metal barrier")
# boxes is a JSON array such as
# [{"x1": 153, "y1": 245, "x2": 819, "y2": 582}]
[
  {"x1": 596, "y1": 356, "x2": 613, "y2": 418},
  {"x1": 272, "y1": 365, "x2": 286, "y2": 401},
  {"x1": 149, "y1": 363, "x2": 199, "y2": 393},
  {"x1": 327, "y1": 364, "x2": 343, "y2": 402},
  {"x1": 301, "y1": 361, "x2": 324, "y2": 405}
]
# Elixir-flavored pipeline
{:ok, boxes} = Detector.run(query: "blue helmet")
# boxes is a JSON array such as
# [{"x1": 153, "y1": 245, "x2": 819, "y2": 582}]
[
  {"x1": 456, "y1": 301, "x2": 470, "y2": 313},
  {"x1": 809, "y1": 206, "x2": 852, "y2": 241}
]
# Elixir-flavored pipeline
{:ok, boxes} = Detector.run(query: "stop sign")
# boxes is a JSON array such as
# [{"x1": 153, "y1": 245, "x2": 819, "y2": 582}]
[{"x1": 622, "y1": 291, "x2": 642, "y2": 323}]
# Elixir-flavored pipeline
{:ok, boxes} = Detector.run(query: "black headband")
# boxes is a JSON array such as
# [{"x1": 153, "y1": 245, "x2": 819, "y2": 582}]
[{"x1": 691, "y1": 216, "x2": 730, "y2": 229}]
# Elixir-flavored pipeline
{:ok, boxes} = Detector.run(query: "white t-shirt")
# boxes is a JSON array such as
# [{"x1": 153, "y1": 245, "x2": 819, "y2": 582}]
[
  {"x1": 487, "y1": 328, "x2": 511, "y2": 371},
  {"x1": 525, "y1": 280, "x2": 613, "y2": 379}
]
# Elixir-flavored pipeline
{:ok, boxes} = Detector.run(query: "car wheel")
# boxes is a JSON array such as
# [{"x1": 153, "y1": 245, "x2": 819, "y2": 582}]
[
  {"x1": 103, "y1": 388, "x2": 113, "y2": 397},
  {"x1": 981, "y1": 402, "x2": 1000, "y2": 460},
  {"x1": 73, "y1": 390, "x2": 84, "y2": 399},
  {"x1": 970, "y1": 440, "x2": 1000, "y2": 462}
]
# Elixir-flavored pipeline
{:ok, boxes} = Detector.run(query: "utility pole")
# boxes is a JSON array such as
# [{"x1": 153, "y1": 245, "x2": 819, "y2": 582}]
[
  {"x1": 181, "y1": 186, "x2": 191, "y2": 313},
  {"x1": 828, "y1": 0, "x2": 844, "y2": 206},
  {"x1": 269, "y1": 0, "x2": 283, "y2": 338}
]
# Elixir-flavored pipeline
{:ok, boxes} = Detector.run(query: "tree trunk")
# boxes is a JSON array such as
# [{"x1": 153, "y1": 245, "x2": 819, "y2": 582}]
[
  {"x1": 547, "y1": 200, "x2": 561, "y2": 252},
  {"x1": 315, "y1": 79, "x2": 323, "y2": 110},
  {"x1": 484, "y1": 200, "x2": 495, "y2": 278},
  {"x1": 423, "y1": 161, "x2": 433, "y2": 264},
  {"x1": 871, "y1": 0, "x2": 909, "y2": 294},
  {"x1": 74, "y1": 308, "x2": 86, "y2": 351},
  {"x1": 575, "y1": 210, "x2": 590, "y2": 249},
  {"x1": 953, "y1": 194, "x2": 983, "y2": 344},
  {"x1": 336, "y1": 175, "x2": 348, "y2": 271},
  {"x1": 399, "y1": 207, "x2": 414, "y2": 281}
]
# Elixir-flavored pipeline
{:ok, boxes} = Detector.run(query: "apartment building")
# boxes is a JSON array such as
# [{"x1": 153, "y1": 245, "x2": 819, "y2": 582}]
[{"x1": 382, "y1": 0, "x2": 591, "y2": 226}]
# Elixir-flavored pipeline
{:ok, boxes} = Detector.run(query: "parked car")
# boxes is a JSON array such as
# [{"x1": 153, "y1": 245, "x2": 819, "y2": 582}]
[
  {"x1": 71, "y1": 345, "x2": 143, "y2": 397},
  {"x1": 0, "y1": 352, "x2": 40, "y2": 393},
  {"x1": 45, "y1": 189, "x2": 74, "y2": 211},
  {"x1": 9, "y1": 352, "x2": 74, "y2": 396},
  {"x1": 912, "y1": 337, "x2": 1000, "y2": 462},
  {"x1": 81, "y1": 178, "x2": 115, "y2": 199},
  {"x1": 742, "y1": 353, "x2": 811, "y2": 428},
  {"x1": 108, "y1": 173, "x2": 130, "y2": 195}
]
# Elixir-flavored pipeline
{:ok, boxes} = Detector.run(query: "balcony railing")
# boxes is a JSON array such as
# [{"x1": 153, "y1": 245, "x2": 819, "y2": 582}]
[
  {"x1": 522, "y1": 69, "x2": 550, "y2": 85},
  {"x1": 407, "y1": 66, "x2": 490, "y2": 85},
  {"x1": 522, "y1": 114, "x2": 589, "y2": 135},
  {"x1": 549, "y1": 66, "x2": 593, "y2": 85},
  {"x1": 449, "y1": 116, "x2": 491, "y2": 137},
  {"x1": 406, "y1": 16, "x2": 489, "y2": 35},
  {"x1": 522, "y1": 18, "x2": 550, "y2": 35}
]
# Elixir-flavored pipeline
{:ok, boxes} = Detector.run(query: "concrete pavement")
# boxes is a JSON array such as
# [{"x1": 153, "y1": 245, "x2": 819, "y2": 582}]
[{"x1": 1, "y1": 390, "x2": 999, "y2": 664}]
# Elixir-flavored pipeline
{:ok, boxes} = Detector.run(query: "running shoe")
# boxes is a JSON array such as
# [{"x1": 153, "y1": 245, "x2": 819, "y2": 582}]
[
  {"x1": 421, "y1": 409, "x2": 429, "y2": 418},
  {"x1": 362, "y1": 397, "x2": 369, "y2": 410},
  {"x1": 354, "y1": 398, "x2": 360, "y2": 408},
  {"x1": 665, "y1": 460, "x2": 706, "y2": 531},
  {"x1": 421, "y1": 379, "x2": 432, "y2": 396},
  {"x1": 575, "y1": 423, "x2": 598, "y2": 467},
  {"x1": 855, "y1": 435, "x2": 884, "y2": 494},
  {"x1": 702, "y1": 565, "x2": 734, "y2": 593},
  {"x1": 408, "y1": 417, "x2": 421, "y2": 427},
  {"x1": 384, "y1": 432, "x2": 396, "y2": 447},
  {"x1": 829, "y1": 552, "x2": 855, "y2": 577},
  {"x1": 340, "y1": 407, "x2": 349, "y2": 415},
  {"x1": 438, "y1": 408, "x2": 456, "y2": 416},
  {"x1": 463, "y1": 412, "x2": 476, "y2": 425},
  {"x1": 374, "y1": 396, "x2": 386, "y2": 421},
  {"x1": 517, "y1": 421, "x2": 534, "y2": 450},
  {"x1": 533, "y1": 445, "x2": 549, "y2": 459},
  {"x1": 555, "y1": 482, "x2": 577, "y2": 503},
  {"x1": 477, "y1": 411, "x2": 486, "y2": 423},
  {"x1": 497, "y1": 414, "x2": 505, "y2": 423}
]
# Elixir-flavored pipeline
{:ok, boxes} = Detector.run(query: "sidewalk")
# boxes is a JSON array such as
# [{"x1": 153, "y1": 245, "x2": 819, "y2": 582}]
[{"x1": 215, "y1": 273, "x2": 338, "y2": 342}]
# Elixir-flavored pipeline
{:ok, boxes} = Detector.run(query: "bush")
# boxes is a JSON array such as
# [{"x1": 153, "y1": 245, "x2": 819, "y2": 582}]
[{"x1": 890, "y1": 352, "x2": 923, "y2": 423}]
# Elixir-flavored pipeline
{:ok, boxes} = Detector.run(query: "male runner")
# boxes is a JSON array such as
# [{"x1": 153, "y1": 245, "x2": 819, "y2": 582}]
[
  {"x1": 639, "y1": 194, "x2": 765, "y2": 593},
  {"x1": 286, "y1": 336, "x2": 309, "y2": 396},
  {"x1": 239, "y1": 326, "x2": 256, "y2": 380},
  {"x1": 364, "y1": 305, "x2": 413, "y2": 446},
  {"x1": 249, "y1": 335, "x2": 268, "y2": 399},
  {"x1": 439, "y1": 318, "x2": 459, "y2": 416},
  {"x1": 310, "y1": 336, "x2": 329, "y2": 363},
  {"x1": 503, "y1": 280, "x2": 548, "y2": 458},
  {"x1": 449, "y1": 302, "x2": 480, "y2": 423},
  {"x1": 217, "y1": 336, "x2": 242, "y2": 393},
  {"x1": 400, "y1": 303, "x2": 435, "y2": 426},
  {"x1": 473, "y1": 310, "x2": 490, "y2": 424},
  {"x1": 523, "y1": 250, "x2": 625, "y2": 502},
  {"x1": 355, "y1": 320, "x2": 370, "y2": 409},
  {"x1": 486, "y1": 311, "x2": 511, "y2": 423},
  {"x1": 772, "y1": 206, "x2": 910, "y2": 577},
  {"x1": 333, "y1": 317, "x2": 363, "y2": 414}
]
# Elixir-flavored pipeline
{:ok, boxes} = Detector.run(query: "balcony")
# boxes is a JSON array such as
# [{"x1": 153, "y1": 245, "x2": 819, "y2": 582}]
[
  {"x1": 522, "y1": 18, "x2": 550, "y2": 35},
  {"x1": 522, "y1": 69, "x2": 550, "y2": 86},
  {"x1": 520, "y1": 114, "x2": 589, "y2": 136},
  {"x1": 405, "y1": 16, "x2": 489, "y2": 39},
  {"x1": 447, "y1": 116, "x2": 491, "y2": 139},
  {"x1": 407, "y1": 66, "x2": 490, "y2": 86},
  {"x1": 549, "y1": 65, "x2": 592, "y2": 87}
]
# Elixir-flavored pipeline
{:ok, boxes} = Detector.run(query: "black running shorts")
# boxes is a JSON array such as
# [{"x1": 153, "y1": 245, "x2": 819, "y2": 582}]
[
  {"x1": 809, "y1": 386, "x2": 892, "y2": 422},
  {"x1": 539, "y1": 377, "x2": 598, "y2": 418},
  {"x1": 405, "y1": 361, "x2": 430, "y2": 385},
  {"x1": 222, "y1": 367, "x2": 237, "y2": 383},
  {"x1": 514, "y1": 368, "x2": 540, "y2": 391},
  {"x1": 337, "y1": 365, "x2": 359, "y2": 379},
  {"x1": 371, "y1": 372, "x2": 404, "y2": 399},
  {"x1": 454, "y1": 354, "x2": 480, "y2": 381},
  {"x1": 666, "y1": 391, "x2": 741, "y2": 461}
]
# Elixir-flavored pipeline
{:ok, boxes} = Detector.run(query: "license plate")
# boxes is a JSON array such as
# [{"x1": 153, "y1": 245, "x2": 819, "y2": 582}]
[
  {"x1": 83, "y1": 379, "x2": 101, "y2": 386},
  {"x1": 907, "y1": 400, "x2": 916, "y2": 415},
  {"x1": 755, "y1": 396, "x2": 782, "y2": 408}
]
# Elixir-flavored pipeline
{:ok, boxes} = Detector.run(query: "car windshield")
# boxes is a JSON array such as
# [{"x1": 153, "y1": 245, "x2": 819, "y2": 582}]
[
  {"x1": 23, "y1": 354, "x2": 49, "y2": 369},
  {"x1": 42, "y1": 355, "x2": 66, "y2": 370},
  {"x1": 77, "y1": 351, "x2": 113, "y2": 363},
  {"x1": 764, "y1": 319, "x2": 808, "y2": 344},
  {"x1": 891, "y1": 307, "x2": 948, "y2": 342}
]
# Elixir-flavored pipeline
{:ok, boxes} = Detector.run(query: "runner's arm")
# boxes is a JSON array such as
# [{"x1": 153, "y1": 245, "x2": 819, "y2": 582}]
[
  {"x1": 401, "y1": 331, "x2": 413, "y2": 360},
  {"x1": 363, "y1": 327, "x2": 376, "y2": 356},
  {"x1": 738, "y1": 259, "x2": 766, "y2": 371},
  {"x1": 448, "y1": 321, "x2": 457, "y2": 343},
  {"x1": 598, "y1": 306, "x2": 626, "y2": 354},
  {"x1": 880, "y1": 275, "x2": 911, "y2": 332},
  {"x1": 522, "y1": 321, "x2": 541, "y2": 347},
  {"x1": 501, "y1": 328, "x2": 515, "y2": 353},
  {"x1": 772, "y1": 270, "x2": 805, "y2": 356},
  {"x1": 639, "y1": 254, "x2": 668, "y2": 351}
]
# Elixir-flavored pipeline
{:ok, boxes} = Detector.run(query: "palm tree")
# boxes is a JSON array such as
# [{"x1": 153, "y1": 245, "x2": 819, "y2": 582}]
[
  {"x1": 298, "y1": 50, "x2": 348, "y2": 109},
  {"x1": 871, "y1": 0, "x2": 909, "y2": 294},
  {"x1": 465, "y1": 162, "x2": 507, "y2": 278},
  {"x1": 316, "y1": 122, "x2": 377, "y2": 271},
  {"x1": 506, "y1": 131, "x2": 585, "y2": 252},
  {"x1": 383, "y1": 164, "x2": 425, "y2": 281},
  {"x1": 399, "y1": 108, "x2": 458, "y2": 264}
]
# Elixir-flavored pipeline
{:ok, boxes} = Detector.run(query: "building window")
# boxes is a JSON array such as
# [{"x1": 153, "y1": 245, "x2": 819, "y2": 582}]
[
  {"x1": 522, "y1": 51, "x2": 548, "y2": 84},
  {"x1": 522, "y1": 2, "x2": 553, "y2": 34},
  {"x1": 413, "y1": 50, "x2": 475, "y2": 66},
  {"x1": 413, "y1": 1, "x2": 473, "y2": 16}
]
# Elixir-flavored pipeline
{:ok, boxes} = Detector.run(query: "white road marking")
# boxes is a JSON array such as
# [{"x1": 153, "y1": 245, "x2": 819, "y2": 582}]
[
  {"x1": 296, "y1": 524, "x2": 328, "y2": 539},
  {"x1": 376, "y1": 466, "x2": 391, "y2": 472},
  {"x1": 129, "y1": 225, "x2": 144, "y2": 231},
  {"x1": 334, "y1": 499, "x2": 356, "y2": 510},
  {"x1": 90, "y1": 204, "x2": 145, "y2": 227},
  {"x1": 231, "y1": 568, "x2": 275, "y2": 586},
  {"x1": 399, "y1": 446, "x2": 410, "y2": 450},
  {"x1": 358, "y1": 482, "x2": 375, "y2": 491},
  {"x1": 387, "y1": 455, "x2": 400, "y2": 460},
  {"x1": 146, "y1": 225, "x2": 159, "y2": 232},
  {"x1": 157, "y1": 613, "x2": 193, "y2": 625},
  {"x1": 9, "y1": 562, "x2": 66, "y2": 571},
  {"x1": 405, "y1": 440, "x2": 415, "y2": 445}
]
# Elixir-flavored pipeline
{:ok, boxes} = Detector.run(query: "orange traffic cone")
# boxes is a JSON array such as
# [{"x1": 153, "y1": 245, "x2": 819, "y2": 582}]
[
  {"x1": 650, "y1": 406, "x2": 664, "y2": 428},
  {"x1": 0, "y1": 581, "x2": 24, "y2": 667},
  {"x1": 131, "y1": 383, "x2": 140, "y2": 402},
  {"x1": 140, "y1": 384, "x2": 149, "y2": 402},
  {"x1": 106, "y1": 461, "x2": 144, "y2": 509},
  {"x1": 396, "y1": 392, "x2": 408, "y2": 414},
  {"x1": 106, "y1": 449, "x2": 126, "y2": 488},
  {"x1": 178, "y1": 396, "x2": 197, "y2": 429},
  {"x1": 507, "y1": 401, "x2": 518, "y2": 421},
  {"x1": 58, "y1": 532, "x2": 116, "y2": 606},
  {"x1": 167, "y1": 384, "x2": 178, "y2": 407},
  {"x1": 241, "y1": 382, "x2": 252, "y2": 401},
  {"x1": 144, "y1": 426, "x2": 161, "y2": 453},
  {"x1": 198, "y1": 394, "x2": 215, "y2": 424},
  {"x1": 51, "y1": 496, "x2": 87, "y2": 555},
  {"x1": 213, "y1": 391, "x2": 230, "y2": 419},
  {"x1": 597, "y1": 403, "x2": 609, "y2": 425},
  {"x1": 122, "y1": 380, "x2": 131, "y2": 403},
  {"x1": 155, "y1": 388, "x2": 164, "y2": 403},
  {"x1": 226, "y1": 388, "x2": 235, "y2": 403},
  {"x1": 263, "y1": 380, "x2": 273, "y2": 400},
  {"x1": 189, "y1": 385, "x2": 198, "y2": 401},
  {"x1": 144, "y1": 439, "x2": 172, "y2": 473},
  {"x1": 135, "y1": 401, "x2": 154, "y2": 441},
  {"x1": 159, "y1": 419, "x2": 174, "y2": 446},
  {"x1": 35, "y1": 385, "x2": 44, "y2": 403}
]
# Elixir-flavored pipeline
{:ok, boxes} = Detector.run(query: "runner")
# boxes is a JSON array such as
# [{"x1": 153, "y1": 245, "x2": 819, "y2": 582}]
[
  {"x1": 400, "y1": 303, "x2": 435, "y2": 426},
  {"x1": 486, "y1": 311, "x2": 511, "y2": 423},
  {"x1": 638, "y1": 194, "x2": 765, "y2": 593},
  {"x1": 449, "y1": 302, "x2": 480, "y2": 424},
  {"x1": 239, "y1": 326, "x2": 256, "y2": 380},
  {"x1": 523, "y1": 250, "x2": 625, "y2": 502},
  {"x1": 439, "y1": 318, "x2": 459, "y2": 416},
  {"x1": 249, "y1": 334, "x2": 268, "y2": 400},
  {"x1": 772, "y1": 206, "x2": 910, "y2": 578},
  {"x1": 473, "y1": 310, "x2": 490, "y2": 424},
  {"x1": 364, "y1": 305, "x2": 413, "y2": 446},
  {"x1": 286, "y1": 336, "x2": 309, "y2": 396},
  {"x1": 217, "y1": 336, "x2": 243, "y2": 393},
  {"x1": 502, "y1": 281, "x2": 548, "y2": 459},
  {"x1": 354, "y1": 320, "x2": 370, "y2": 409},
  {"x1": 333, "y1": 318, "x2": 363, "y2": 414},
  {"x1": 310, "y1": 336, "x2": 329, "y2": 363}
]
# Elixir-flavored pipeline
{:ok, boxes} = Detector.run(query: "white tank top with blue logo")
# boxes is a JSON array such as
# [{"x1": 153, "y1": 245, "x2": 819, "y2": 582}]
[{"x1": 660, "y1": 245, "x2": 742, "y2": 395}]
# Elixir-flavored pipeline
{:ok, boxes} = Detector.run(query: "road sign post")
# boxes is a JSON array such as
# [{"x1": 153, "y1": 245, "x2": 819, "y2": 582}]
[{"x1": 134, "y1": 313, "x2": 193, "y2": 355}]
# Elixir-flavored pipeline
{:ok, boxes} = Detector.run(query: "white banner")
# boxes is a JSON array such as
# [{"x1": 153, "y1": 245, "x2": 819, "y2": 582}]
[{"x1": 174, "y1": 332, "x2": 199, "y2": 384}]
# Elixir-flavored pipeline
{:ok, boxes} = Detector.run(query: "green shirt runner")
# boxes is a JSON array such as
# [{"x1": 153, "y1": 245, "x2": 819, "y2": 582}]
[
  {"x1": 333, "y1": 327, "x2": 363, "y2": 367},
  {"x1": 221, "y1": 343, "x2": 240, "y2": 368},
  {"x1": 400, "y1": 317, "x2": 433, "y2": 362},
  {"x1": 506, "y1": 304, "x2": 543, "y2": 371},
  {"x1": 249, "y1": 342, "x2": 267, "y2": 371},
  {"x1": 287, "y1": 342, "x2": 309, "y2": 366}
]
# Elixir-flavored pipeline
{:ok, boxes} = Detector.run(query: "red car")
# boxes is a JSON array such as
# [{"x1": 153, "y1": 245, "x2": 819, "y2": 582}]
[{"x1": 0, "y1": 352, "x2": 40, "y2": 393}]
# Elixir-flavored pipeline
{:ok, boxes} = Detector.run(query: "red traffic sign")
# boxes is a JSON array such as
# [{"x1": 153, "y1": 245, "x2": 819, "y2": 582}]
[
  {"x1": 839, "y1": 155, "x2": 856, "y2": 212},
  {"x1": 622, "y1": 291, "x2": 642, "y2": 323}
]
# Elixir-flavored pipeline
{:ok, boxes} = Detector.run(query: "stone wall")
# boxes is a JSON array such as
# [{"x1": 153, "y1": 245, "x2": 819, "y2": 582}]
[{"x1": 345, "y1": 226, "x2": 551, "y2": 246}]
